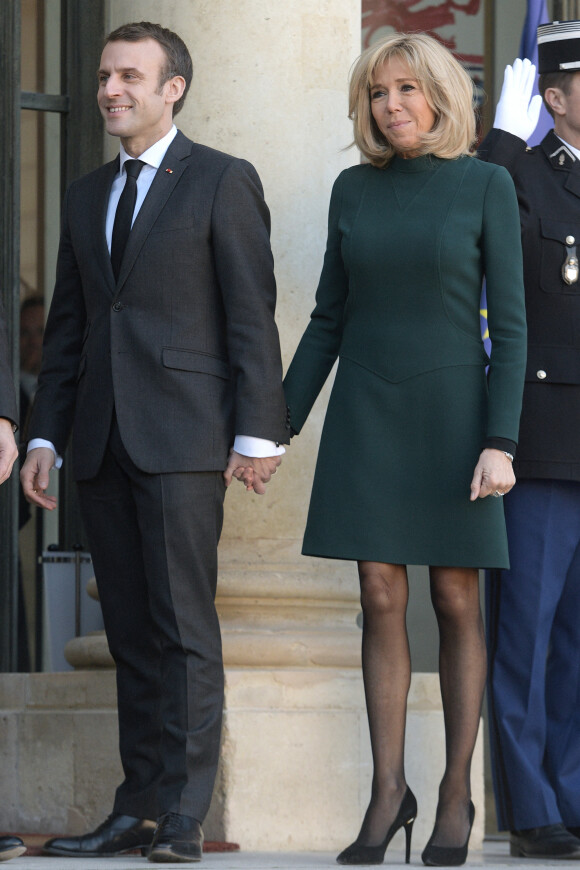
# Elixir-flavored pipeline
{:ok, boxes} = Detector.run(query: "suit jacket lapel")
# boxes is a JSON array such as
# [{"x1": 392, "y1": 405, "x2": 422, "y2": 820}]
[
  {"x1": 115, "y1": 131, "x2": 193, "y2": 292},
  {"x1": 93, "y1": 157, "x2": 119, "y2": 297}
]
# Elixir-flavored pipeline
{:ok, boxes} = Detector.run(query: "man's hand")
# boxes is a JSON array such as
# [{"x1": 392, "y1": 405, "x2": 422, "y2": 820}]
[
  {"x1": 223, "y1": 450, "x2": 282, "y2": 495},
  {"x1": 20, "y1": 446, "x2": 57, "y2": 510},
  {"x1": 0, "y1": 418, "x2": 18, "y2": 485},
  {"x1": 470, "y1": 448, "x2": 515, "y2": 501},
  {"x1": 493, "y1": 58, "x2": 543, "y2": 141}
]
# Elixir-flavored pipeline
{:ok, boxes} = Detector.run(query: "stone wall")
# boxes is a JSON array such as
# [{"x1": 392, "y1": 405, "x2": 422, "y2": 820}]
[{"x1": 0, "y1": 670, "x2": 484, "y2": 851}]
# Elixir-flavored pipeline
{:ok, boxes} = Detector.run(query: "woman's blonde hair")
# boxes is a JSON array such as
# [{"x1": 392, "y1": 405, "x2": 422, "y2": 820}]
[{"x1": 349, "y1": 32, "x2": 477, "y2": 167}]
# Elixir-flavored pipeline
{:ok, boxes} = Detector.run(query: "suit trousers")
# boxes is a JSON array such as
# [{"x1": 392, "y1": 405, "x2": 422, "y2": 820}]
[
  {"x1": 77, "y1": 416, "x2": 226, "y2": 822},
  {"x1": 486, "y1": 479, "x2": 580, "y2": 831}
]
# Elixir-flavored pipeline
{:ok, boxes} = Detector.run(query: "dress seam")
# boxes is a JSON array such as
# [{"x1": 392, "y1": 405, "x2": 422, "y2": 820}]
[{"x1": 339, "y1": 352, "x2": 485, "y2": 384}]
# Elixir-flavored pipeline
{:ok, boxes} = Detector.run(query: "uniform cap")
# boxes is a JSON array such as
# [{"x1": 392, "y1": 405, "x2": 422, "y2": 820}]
[{"x1": 538, "y1": 20, "x2": 580, "y2": 73}]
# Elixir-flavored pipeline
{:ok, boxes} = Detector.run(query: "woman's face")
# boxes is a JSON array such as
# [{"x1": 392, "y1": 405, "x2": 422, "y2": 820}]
[{"x1": 370, "y1": 57, "x2": 436, "y2": 157}]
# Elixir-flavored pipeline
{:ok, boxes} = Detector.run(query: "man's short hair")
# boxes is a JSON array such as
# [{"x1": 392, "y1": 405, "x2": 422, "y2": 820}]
[{"x1": 105, "y1": 21, "x2": 193, "y2": 116}]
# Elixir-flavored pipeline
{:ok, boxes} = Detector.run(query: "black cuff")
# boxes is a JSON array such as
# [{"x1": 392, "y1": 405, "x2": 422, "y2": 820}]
[{"x1": 483, "y1": 436, "x2": 517, "y2": 458}]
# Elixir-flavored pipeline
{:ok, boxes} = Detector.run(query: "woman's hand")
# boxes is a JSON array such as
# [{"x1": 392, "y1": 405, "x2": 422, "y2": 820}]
[{"x1": 469, "y1": 448, "x2": 515, "y2": 501}]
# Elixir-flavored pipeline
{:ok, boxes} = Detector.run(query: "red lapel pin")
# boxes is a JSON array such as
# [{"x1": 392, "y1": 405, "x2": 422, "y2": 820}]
[{"x1": 165, "y1": 168, "x2": 174, "y2": 174}]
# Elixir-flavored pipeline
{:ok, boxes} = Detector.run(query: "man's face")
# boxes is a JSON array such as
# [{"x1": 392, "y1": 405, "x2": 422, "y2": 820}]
[
  {"x1": 97, "y1": 38, "x2": 177, "y2": 156},
  {"x1": 551, "y1": 71, "x2": 580, "y2": 147}
]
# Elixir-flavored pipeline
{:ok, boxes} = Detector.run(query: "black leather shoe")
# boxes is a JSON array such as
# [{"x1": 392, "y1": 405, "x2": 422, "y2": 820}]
[
  {"x1": 42, "y1": 813, "x2": 156, "y2": 857},
  {"x1": 148, "y1": 812, "x2": 203, "y2": 863},
  {"x1": 0, "y1": 836, "x2": 26, "y2": 861},
  {"x1": 510, "y1": 824, "x2": 580, "y2": 858}
]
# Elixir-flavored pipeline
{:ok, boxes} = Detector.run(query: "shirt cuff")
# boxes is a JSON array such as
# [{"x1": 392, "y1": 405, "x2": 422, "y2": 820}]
[
  {"x1": 233, "y1": 435, "x2": 286, "y2": 457},
  {"x1": 27, "y1": 438, "x2": 63, "y2": 469}
]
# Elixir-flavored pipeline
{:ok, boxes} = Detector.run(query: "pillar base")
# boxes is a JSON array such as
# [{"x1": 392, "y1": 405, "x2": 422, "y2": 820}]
[
  {"x1": 206, "y1": 668, "x2": 484, "y2": 850},
  {"x1": 0, "y1": 670, "x2": 483, "y2": 850}
]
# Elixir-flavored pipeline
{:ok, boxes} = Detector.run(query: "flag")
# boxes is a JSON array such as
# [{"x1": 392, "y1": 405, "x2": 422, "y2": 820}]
[
  {"x1": 519, "y1": 0, "x2": 552, "y2": 145},
  {"x1": 480, "y1": 290, "x2": 491, "y2": 358}
]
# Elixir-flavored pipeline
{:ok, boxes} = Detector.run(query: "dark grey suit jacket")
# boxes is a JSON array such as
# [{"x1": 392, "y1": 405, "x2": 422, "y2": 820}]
[
  {"x1": 0, "y1": 302, "x2": 17, "y2": 426},
  {"x1": 29, "y1": 130, "x2": 289, "y2": 480}
]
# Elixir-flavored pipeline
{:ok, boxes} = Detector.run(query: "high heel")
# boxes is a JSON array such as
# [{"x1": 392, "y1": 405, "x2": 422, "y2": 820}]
[
  {"x1": 421, "y1": 800, "x2": 475, "y2": 867},
  {"x1": 336, "y1": 786, "x2": 417, "y2": 865}
]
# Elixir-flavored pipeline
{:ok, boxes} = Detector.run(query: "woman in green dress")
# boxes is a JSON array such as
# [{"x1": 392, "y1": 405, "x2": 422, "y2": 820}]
[{"x1": 283, "y1": 33, "x2": 527, "y2": 867}]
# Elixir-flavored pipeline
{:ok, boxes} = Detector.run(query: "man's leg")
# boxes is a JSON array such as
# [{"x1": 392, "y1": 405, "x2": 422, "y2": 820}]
[
  {"x1": 486, "y1": 480, "x2": 569, "y2": 832},
  {"x1": 78, "y1": 418, "x2": 226, "y2": 822},
  {"x1": 76, "y1": 437, "x2": 165, "y2": 820},
  {"x1": 131, "y1": 465, "x2": 225, "y2": 820},
  {"x1": 43, "y1": 434, "x2": 164, "y2": 856},
  {"x1": 545, "y1": 482, "x2": 580, "y2": 828}
]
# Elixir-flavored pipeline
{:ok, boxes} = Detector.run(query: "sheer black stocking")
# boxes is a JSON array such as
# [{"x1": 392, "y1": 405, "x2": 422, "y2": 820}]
[
  {"x1": 428, "y1": 566, "x2": 486, "y2": 847},
  {"x1": 355, "y1": 561, "x2": 411, "y2": 846}
]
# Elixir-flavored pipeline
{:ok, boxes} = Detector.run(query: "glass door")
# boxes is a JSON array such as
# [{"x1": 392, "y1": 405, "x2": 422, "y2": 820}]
[{"x1": 0, "y1": 0, "x2": 104, "y2": 671}]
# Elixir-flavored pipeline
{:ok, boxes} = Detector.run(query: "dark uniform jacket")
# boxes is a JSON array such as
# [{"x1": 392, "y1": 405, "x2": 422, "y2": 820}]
[{"x1": 479, "y1": 128, "x2": 580, "y2": 481}]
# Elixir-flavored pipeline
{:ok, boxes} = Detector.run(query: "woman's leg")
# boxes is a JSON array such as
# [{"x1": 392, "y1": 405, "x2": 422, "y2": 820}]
[
  {"x1": 428, "y1": 566, "x2": 486, "y2": 846},
  {"x1": 355, "y1": 561, "x2": 411, "y2": 845}
]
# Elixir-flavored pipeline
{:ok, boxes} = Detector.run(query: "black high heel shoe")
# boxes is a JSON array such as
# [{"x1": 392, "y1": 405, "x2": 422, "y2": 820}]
[
  {"x1": 336, "y1": 786, "x2": 417, "y2": 865},
  {"x1": 421, "y1": 800, "x2": 475, "y2": 867}
]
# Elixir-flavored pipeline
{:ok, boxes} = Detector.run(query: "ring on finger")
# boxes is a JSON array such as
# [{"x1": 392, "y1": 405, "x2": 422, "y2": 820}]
[{"x1": 492, "y1": 490, "x2": 504, "y2": 497}]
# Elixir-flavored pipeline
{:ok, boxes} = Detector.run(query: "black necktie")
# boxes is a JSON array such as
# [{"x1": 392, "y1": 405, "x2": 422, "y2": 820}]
[{"x1": 111, "y1": 159, "x2": 144, "y2": 281}]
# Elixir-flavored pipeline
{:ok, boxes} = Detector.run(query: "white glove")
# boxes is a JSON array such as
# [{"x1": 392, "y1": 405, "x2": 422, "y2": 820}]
[{"x1": 493, "y1": 57, "x2": 543, "y2": 141}]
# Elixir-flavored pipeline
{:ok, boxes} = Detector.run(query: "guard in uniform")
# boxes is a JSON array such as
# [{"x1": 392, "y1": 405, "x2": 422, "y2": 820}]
[{"x1": 479, "y1": 22, "x2": 580, "y2": 860}]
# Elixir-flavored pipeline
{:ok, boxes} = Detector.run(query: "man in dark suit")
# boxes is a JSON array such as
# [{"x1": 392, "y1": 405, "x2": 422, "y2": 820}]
[
  {"x1": 21, "y1": 21, "x2": 289, "y2": 864},
  {"x1": 0, "y1": 304, "x2": 26, "y2": 864},
  {"x1": 480, "y1": 22, "x2": 580, "y2": 861}
]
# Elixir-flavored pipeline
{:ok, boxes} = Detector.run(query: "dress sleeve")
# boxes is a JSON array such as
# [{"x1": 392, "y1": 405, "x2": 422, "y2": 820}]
[
  {"x1": 482, "y1": 164, "x2": 527, "y2": 443},
  {"x1": 283, "y1": 172, "x2": 350, "y2": 434}
]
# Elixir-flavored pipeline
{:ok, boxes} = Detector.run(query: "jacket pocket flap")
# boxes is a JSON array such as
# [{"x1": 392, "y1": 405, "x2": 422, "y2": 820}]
[
  {"x1": 540, "y1": 218, "x2": 580, "y2": 245},
  {"x1": 162, "y1": 347, "x2": 230, "y2": 379},
  {"x1": 526, "y1": 345, "x2": 580, "y2": 384}
]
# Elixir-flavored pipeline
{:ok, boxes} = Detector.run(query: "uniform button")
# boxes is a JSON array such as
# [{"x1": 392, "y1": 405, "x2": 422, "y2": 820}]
[
  {"x1": 537, "y1": 370, "x2": 547, "y2": 380},
  {"x1": 567, "y1": 235, "x2": 576, "y2": 245},
  {"x1": 112, "y1": 301, "x2": 122, "y2": 311}
]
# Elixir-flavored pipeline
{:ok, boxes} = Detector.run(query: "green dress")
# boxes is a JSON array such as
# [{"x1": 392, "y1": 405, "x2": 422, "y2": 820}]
[{"x1": 283, "y1": 154, "x2": 527, "y2": 568}]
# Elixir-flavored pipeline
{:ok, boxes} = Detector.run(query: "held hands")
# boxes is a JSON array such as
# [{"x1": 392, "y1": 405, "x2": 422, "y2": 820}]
[
  {"x1": 20, "y1": 446, "x2": 58, "y2": 510},
  {"x1": 494, "y1": 58, "x2": 543, "y2": 141},
  {"x1": 0, "y1": 418, "x2": 19, "y2": 485},
  {"x1": 223, "y1": 449, "x2": 282, "y2": 495},
  {"x1": 470, "y1": 448, "x2": 515, "y2": 501}
]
